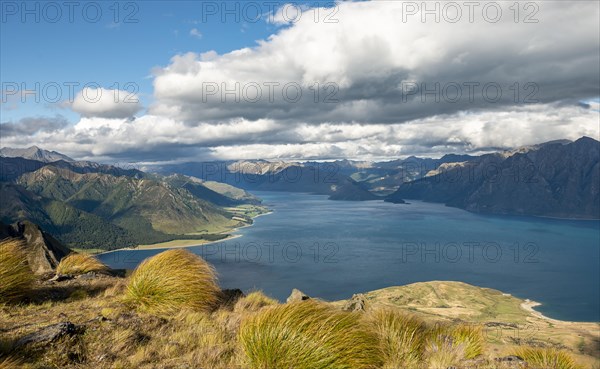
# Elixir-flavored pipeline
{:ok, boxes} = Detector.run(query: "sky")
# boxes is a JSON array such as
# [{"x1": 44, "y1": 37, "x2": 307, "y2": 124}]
[{"x1": 1, "y1": 0, "x2": 599, "y2": 163}]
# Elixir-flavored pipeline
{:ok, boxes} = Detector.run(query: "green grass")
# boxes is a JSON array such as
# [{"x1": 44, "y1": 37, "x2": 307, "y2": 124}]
[
  {"x1": 124, "y1": 249, "x2": 220, "y2": 315},
  {"x1": 56, "y1": 253, "x2": 109, "y2": 276},
  {"x1": 0, "y1": 239, "x2": 35, "y2": 303},
  {"x1": 512, "y1": 347, "x2": 582, "y2": 369},
  {"x1": 367, "y1": 308, "x2": 428, "y2": 369},
  {"x1": 239, "y1": 300, "x2": 382, "y2": 369}
]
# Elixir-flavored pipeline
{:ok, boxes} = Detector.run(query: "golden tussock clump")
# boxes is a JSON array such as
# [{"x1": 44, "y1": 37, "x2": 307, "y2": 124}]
[
  {"x1": 56, "y1": 253, "x2": 109, "y2": 276},
  {"x1": 239, "y1": 299, "x2": 383, "y2": 369},
  {"x1": 0, "y1": 239, "x2": 35, "y2": 303},
  {"x1": 234, "y1": 291, "x2": 278, "y2": 313},
  {"x1": 512, "y1": 347, "x2": 582, "y2": 369},
  {"x1": 125, "y1": 249, "x2": 220, "y2": 315},
  {"x1": 424, "y1": 322, "x2": 485, "y2": 368},
  {"x1": 366, "y1": 308, "x2": 428, "y2": 369}
]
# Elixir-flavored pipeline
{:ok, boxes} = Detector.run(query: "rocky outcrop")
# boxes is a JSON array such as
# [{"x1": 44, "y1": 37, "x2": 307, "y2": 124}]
[
  {"x1": 0, "y1": 220, "x2": 71, "y2": 274},
  {"x1": 342, "y1": 293, "x2": 367, "y2": 312},
  {"x1": 286, "y1": 288, "x2": 310, "y2": 303},
  {"x1": 15, "y1": 321, "x2": 83, "y2": 347}
]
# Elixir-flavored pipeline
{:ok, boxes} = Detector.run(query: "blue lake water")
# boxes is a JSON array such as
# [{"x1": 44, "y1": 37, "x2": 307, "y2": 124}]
[{"x1": 98, "y1": 191, "x2": 600, "y2": 322}]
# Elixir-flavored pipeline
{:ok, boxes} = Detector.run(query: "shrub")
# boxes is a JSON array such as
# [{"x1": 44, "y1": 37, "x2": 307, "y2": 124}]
[
  {"x1": 367, "y1": 308, "x2": 427, "y2": 369},
  {"x1": 234, "y1": 291, "x2": 278, "y2": 313},
  {"x1": 424, "y1": 323, "x2": 484, "y2": 368},
  {"x1": 0, "y1": 239, "x2": 34, "y2": 303},
  {"x1": 512, "y1": 347, "x2": 582, "y2": 369},
  {"x1": 56, "y1": 253, "x2": 109, "y2": 276},
  {"x1": 239, "y1": 300, "x2": 382, "y2": 369},
  {"x1": 125, "y1": 249, "x2": 220, "y2": 315}
]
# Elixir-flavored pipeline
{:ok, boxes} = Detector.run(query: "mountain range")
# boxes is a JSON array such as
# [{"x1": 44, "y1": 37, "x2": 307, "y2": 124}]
[
  {"x1": 1, "y1": 137, "x2": 598, "y2": 251},
  {"x1": 0, "y1": 153, "x2": 262, "y2": 250},
  {"x1": 386, "y1": 137, "x2": 600, "y2": 219}
]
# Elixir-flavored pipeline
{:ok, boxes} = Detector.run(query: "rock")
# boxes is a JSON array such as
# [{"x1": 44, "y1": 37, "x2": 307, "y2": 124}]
[
  {"x1": 286, "y1": 288, "x2": 310, "y2": 303},
  {"x1": 495, "y1": 355, "x2": 524, "y2": 362},
  {"x1": 15, "y1": 321, "x2": 83, "y2": 347},
  {"x1": 77, "y1": 272, "x2": 98, "y2": 280},
  {"x1": 342, "y1": 293, "x2": 367, "y2": 312},
  {"x1": 0, "y1": 220, "x2": 71, "y2": 275},
  {"x1": 494, "y1": 355, "x2": 527, "y2": 368},
  {"x1": 220, "y1": 288, "x2": 245, "y2": 307}
]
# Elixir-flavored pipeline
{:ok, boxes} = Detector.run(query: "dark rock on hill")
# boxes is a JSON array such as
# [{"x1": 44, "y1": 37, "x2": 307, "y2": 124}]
[
  {"x1": 387, "y1": 137, "x2": 600, "y2": 219},
  {"x1": 0, "y1": 220, "x2": 71, "y2": 274}
]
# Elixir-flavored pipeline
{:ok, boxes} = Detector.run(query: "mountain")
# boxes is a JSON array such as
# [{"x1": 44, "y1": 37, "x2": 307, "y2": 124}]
[
  {"x1": 160, "y1": 174, "x2": 261, "y2": 207},
  {"x1": 0, "y1": 220, "x2": 71, "y2": 275},
  {"x1": 0, "y1": 152, "x2": 264, "y2": 250},
  {"x1": 0, "y1": 146, "x2": 74, "y2": 163},
  {"x1": 386, "y1": 137, "x2": 600, "y2": 219},
  {"x1": 154, "y1": 161, "x2": 378, "y2": 201}
]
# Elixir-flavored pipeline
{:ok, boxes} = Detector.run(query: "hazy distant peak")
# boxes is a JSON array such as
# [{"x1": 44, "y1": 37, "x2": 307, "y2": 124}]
[{"x1": 0, "y1": 146, "x2": 74, "y2": 163}]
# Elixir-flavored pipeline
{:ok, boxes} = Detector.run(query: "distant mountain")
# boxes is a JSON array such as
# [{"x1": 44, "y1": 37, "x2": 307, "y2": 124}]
[
  {"x1": 386, "y1": 137, "x2": 600, "y2": 219},
  {"x1": 161, "y1": 174, "x2": 261, "y2": 207},
  {"x1": 155, "y1": 161, "x2": 378, "y2": 201},
  {"x1": 0, "y1": 152, "x2": 263, "y2": 250},
  {"x1": 0, "y1": 146, "x2": 74, "y2": 163}
]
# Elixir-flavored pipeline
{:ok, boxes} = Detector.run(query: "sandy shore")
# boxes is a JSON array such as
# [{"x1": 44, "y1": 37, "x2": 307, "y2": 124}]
[
  {"x1": 99, "y1": 210, "x2": 274, "y2": 255},
  {"x1": 98, "y1": 234, "x2": 244, "y2": 255},
  {"x1": 520, "y1": 299, "x2": 565, "y2": 324}
]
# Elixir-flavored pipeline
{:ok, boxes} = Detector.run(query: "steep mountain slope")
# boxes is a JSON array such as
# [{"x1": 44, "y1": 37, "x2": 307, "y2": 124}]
[
  {"x1": 16, "y1": 166, "x2": 237, "y2": 236},
  {"x1": 0, "y1": 182, "x2": 137, "y2": 249},
  {"x1": 387, "y1": 137, "x2": 600, "y2": 219}
]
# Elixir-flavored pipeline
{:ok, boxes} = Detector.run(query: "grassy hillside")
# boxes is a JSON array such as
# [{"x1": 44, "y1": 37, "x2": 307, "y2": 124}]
[
  {"x1": 1, "y1": 166, "x2": 266, "y2": 250},
  {"x1": 333, "y1": 281, "x2": 600, "y2": 366},
  {"x1": 1, "y1": 276, "x2": 597, "y2": 368}
]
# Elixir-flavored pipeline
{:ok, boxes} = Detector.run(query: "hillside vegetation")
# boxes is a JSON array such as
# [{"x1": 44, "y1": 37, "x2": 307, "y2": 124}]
[
  {"x1": 0, "y1": 249, "x2": 597, "y2": 369},
  {"x1": 0, "y1": 157, "x2": 267, "y2": 250}
]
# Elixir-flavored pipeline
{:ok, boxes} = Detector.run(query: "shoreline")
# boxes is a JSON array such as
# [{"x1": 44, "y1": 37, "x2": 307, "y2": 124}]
[
  {"x1": 99, "y1": 210, "x2": 274, "y2": 255},
  {"x1": 520, "y1": 299, "x2": 565, "y2": 324}
]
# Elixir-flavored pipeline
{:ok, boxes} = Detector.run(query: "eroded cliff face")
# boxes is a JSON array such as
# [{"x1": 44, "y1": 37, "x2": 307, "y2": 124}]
[{"x1": 0, "y1": 220, "x2": 71, "y2": 274}]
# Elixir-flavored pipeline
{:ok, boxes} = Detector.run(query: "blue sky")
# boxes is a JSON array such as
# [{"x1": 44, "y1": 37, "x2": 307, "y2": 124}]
[
  {"x1": 1, "y1": 1, "x2": 330, "y2": 122},
  {"x1": 0, "y1": 1, "x2": 598, "y2": 162}
]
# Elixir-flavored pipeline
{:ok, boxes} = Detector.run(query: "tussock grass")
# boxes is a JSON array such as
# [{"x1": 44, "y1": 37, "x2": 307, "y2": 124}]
[
  {"x1": 512, "y1": 347, "x2": 582, "y2": 369},
  {"x1": 367, "y1": 308, "x2": 427, "y2": 369},
  {"x1": 234, "y1": 291, "x2": 278, "y2": 313},
  {"x1": 239, "y1": 300, "x2": 382, "y2": 369},
  {"x1": 424, "y1": 323, "x2": 484, "y2": 368},
  {"x1": 125, "y1": 249, "x2": 220, "y2": 315},
  {"x1": 0, "y1": 239, "x2": 34, "y2": 303},
  {"x1": 0, "y1": 356, "x2": 24, "y2": 369},
  {"x1": 56, "y1": 253, "x2": 109, "y2": 276}
]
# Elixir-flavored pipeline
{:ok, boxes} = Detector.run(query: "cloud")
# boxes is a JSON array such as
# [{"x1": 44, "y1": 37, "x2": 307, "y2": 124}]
[
  {"x1": 2, "y1": 103, "x2": 597, "y2": 162},
  {"x1": 150, "y1": 1, "x2": 600, "y2": 125},
  {"x1": 0, "y1": 116, "x2": 69, "y2": 137},
  {"x1": 189, "y1": 28, "x2": 202, "y2": 39},
  {"x1": 3, "y1": 1, "x2": 599, "y2": 163},
  {"x1": 70, "y1": 87, "x2": 142, "y2": 119}
]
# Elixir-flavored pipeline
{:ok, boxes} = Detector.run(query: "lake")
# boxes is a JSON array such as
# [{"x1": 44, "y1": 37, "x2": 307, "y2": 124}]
[{"x1": 98, "y1": 191, "x2": 600, "y2": 322}]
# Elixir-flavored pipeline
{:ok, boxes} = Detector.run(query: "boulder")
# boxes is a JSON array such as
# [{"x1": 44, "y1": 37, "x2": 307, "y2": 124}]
[
  {"x1": 220, "y1": 288, "x2": 245, "y2": 307},
  {"x1": 286, "y1": 288, "x2": 310, "y2": 303},
  {"x1": 15, "y1": 321, "x2": 83, "y2": 347},
  {"x1": 342, "y1": 293, "x2": 367, "y2": 312}
]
